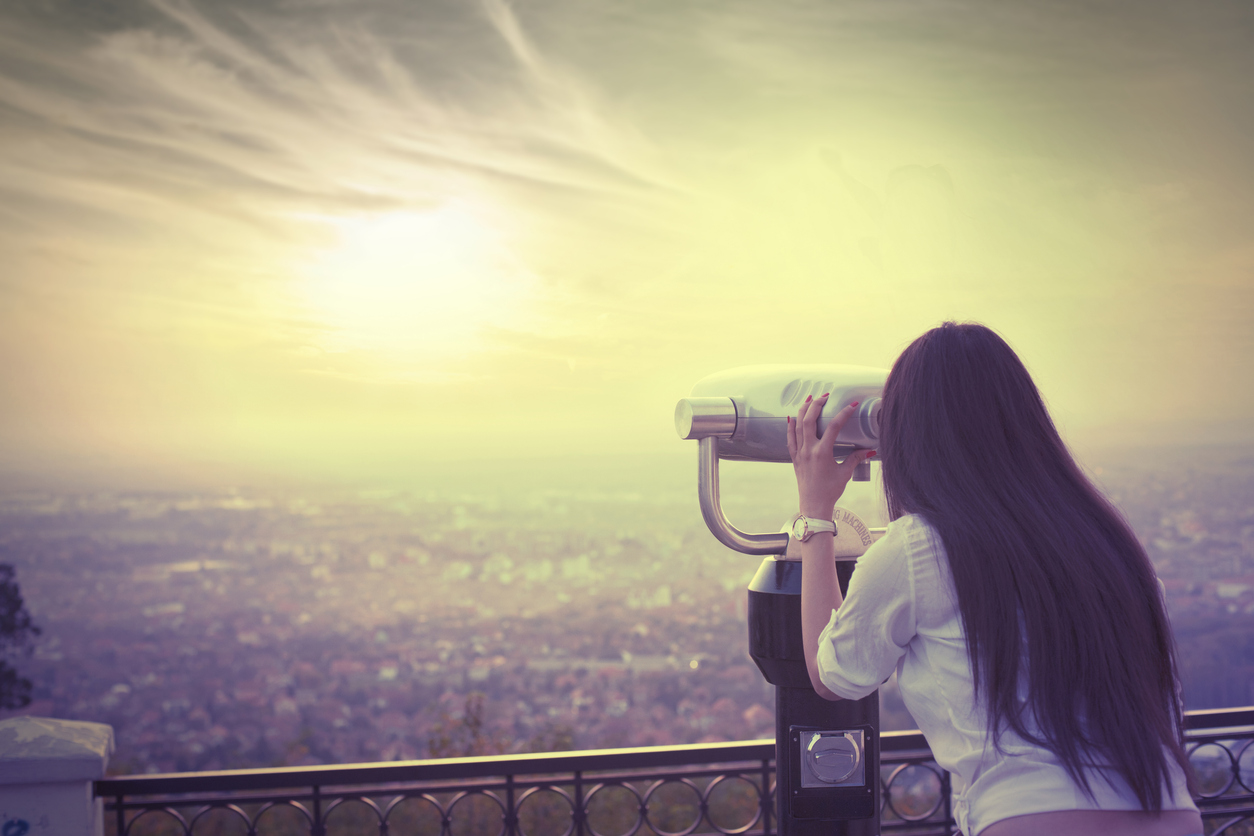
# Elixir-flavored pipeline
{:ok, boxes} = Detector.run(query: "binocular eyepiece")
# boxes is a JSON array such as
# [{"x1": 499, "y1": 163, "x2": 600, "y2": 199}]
[{"x1": 675, "y1": 365, "x2": 887, "y2": 473}]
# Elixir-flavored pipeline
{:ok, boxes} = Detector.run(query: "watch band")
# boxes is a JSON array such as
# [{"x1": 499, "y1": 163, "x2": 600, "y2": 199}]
[{"x1": 792, "y1": 515, "x2": 837, "y2": 542}]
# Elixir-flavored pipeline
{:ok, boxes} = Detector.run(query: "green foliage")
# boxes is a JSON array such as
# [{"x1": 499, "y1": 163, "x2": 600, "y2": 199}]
[{"x1": 0, "y1": 563, "x2": 39, "y2": 710}]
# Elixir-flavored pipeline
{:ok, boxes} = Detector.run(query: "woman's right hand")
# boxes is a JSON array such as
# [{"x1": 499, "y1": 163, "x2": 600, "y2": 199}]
[{"x1": 786, "y1": 393, "x2": 876, "y2": 519}]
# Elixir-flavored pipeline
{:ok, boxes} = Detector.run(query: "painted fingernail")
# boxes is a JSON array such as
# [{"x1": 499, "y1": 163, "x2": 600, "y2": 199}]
[
  {"x1": 850, "y1": 401, "x2": 859, "y2": 408},
  {"x1": 805, "y1": 395, "x2": 811, "y2": 403},
  {"x1": 867, "y1": 450, "x2": 877, "y2": 457},
  {"x1": 821, "y1": 392, "x2": 830, "y2": 398}
]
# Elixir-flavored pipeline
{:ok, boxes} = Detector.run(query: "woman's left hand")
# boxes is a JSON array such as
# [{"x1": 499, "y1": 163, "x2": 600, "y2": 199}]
[{"x1": 786, "y1": 394, "x2": 876, "y2": 519}]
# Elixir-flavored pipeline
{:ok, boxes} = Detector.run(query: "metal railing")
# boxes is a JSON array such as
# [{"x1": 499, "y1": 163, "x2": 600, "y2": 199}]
[
  {"x1": 1184, "y1": 706, "x2": 1254, "y2": 835},
  {"x1": 95, "y1": 707, "x2": 1254, "y2": 836}
]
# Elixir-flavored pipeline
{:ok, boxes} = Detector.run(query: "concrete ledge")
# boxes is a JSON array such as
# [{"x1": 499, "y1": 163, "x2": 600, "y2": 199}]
[{"x1": 0, "y1": 717, "x2": 114, "y2": 784}]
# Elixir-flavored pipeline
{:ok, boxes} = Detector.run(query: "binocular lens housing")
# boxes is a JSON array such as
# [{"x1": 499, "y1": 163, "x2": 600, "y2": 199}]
[
  {"x1": 675, "y1": 397, "x2": 738, "y2": 440},
  {"x1": 675, "y1": 365, "x2": 888, "y2": 463}
]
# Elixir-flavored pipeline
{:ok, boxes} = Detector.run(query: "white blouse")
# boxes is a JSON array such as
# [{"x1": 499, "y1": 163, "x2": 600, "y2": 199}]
[{"x1": 815, "y1": 513, "x2": 1197, "y2": 836}]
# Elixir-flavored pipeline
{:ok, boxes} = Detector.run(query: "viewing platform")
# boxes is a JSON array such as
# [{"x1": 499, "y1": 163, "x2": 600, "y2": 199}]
[{"x1": 1, "y1": 705, "x2": 1244, "y2": 835}]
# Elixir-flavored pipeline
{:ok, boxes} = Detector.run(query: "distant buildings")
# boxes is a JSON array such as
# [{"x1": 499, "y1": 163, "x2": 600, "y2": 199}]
[{"x1": 1, "y1": 457, "x2": 1251, "y2": 773}]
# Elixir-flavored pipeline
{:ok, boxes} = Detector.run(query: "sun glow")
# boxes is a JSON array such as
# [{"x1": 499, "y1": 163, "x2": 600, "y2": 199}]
[{"x1": 298, "y1": 204, "x2": 535, "y2": 368}]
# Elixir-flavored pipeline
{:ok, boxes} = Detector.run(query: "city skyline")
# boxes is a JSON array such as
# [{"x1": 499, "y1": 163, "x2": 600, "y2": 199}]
[{"x1": 3, "y1": 445, "x2": 1252, "y2": 773}]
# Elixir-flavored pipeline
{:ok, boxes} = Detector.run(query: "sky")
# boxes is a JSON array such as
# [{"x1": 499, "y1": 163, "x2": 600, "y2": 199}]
[{"x1": 1, "y1": 0, "x2": 1251, "y2": 488}]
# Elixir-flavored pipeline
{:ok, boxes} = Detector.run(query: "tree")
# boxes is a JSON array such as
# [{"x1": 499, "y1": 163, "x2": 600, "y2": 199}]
[
  {"x1": 427, "y1": 692, "x2": 511, "y2": 758},
  {"x1": 525, "y1": 722, "x2": 575, "y2": 754},
  {"x1": 0, "y1": 564, "x2": 40, "y2": 709},
  {"x1": 427, "y1": 692, "x2": 575, "y2": 760}
]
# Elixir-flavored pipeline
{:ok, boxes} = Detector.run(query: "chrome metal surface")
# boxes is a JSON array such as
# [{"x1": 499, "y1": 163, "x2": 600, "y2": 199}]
[
  {"x1": 689, "y1": 365, "x2": 887, "y2": 462},
  {"x1": 674, "y1": 397, "x2": 738, "y2": 440},
  {"x1": 804, "y1": 731, "x2": 863, "y2": 785},
  {"x1": 698, "y1": 437, "x2": 790, "y2": 555},
  {"x1": 851, "y1": 398, "x2": 882, "y2": 440}
]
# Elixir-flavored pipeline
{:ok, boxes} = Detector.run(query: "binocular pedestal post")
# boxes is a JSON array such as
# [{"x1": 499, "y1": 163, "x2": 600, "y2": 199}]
[
  {"x1": 687, "y1": 437, "x2": 882, "y2": 834},
  {"x1": 749, "y1": 557, "x2": 881, "y2": 836}
]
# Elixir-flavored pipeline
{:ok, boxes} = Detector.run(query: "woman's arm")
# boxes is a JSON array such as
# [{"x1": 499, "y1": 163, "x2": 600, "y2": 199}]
[
  {"x1": 800, "y1": 527, "x2": 844, "y2": 700},
  {"x1": 787, "y1": 393, "x2": 876, "y2": 701}
]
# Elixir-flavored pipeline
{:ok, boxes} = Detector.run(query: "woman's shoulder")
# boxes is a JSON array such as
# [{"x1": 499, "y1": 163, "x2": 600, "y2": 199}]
[
  {"x1": 877, "y1": 514, "x2": 956, "y2": 618},
  {"x1": 852, "y1": 513, "x2": 939, "y2": 575},
  {"x1": 875, "y1": 513, "x2": 949, "y2": 578},
  {"x1": 884, "y1": 512, "x2": 942, "y2": 550}
]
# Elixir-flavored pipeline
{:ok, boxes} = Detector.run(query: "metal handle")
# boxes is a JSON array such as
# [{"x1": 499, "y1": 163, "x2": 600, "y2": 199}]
[
  {"x1": 698, "y1": 437, "x2": 791, "y2": 555},
  {"x1": 697, "y1": 437, "x2": 887, "y2": 558}
]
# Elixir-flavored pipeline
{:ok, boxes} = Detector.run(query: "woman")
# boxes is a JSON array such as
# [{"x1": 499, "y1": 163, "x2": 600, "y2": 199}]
[{"x1": 786, "y1": 322, "x2": 1201, "y2": 836}]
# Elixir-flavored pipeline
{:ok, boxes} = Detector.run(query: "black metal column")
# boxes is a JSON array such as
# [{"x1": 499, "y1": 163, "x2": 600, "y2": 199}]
[{"x1": 749, "y1": 557, "x2": 880, "y2": 836}]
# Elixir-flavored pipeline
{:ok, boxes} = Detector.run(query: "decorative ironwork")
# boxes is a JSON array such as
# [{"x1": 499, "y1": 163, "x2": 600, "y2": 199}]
[
  {"x1": 1184, "y1": 707, "x2": 1254, "y2": 835},
  {"x1": 96, "y1": 708, "x2": 1254, "y2": 835}
]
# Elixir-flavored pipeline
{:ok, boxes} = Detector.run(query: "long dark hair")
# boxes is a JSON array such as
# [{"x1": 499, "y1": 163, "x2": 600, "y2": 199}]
[{"x1": 879, "y1": 322, "x2": 1190, "y2": 810}]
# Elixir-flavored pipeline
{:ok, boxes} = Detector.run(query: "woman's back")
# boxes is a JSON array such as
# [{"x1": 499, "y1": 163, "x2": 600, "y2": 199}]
[
  {"x1": 877, "y1": 323, "x2": 1192, "y2": 810},
  {"x1": 815, "y1": 512, "x2": 1197, "y2": 835},
  {"x1": 792, "y1": 321, "x2": 1201, "y2": 835}
]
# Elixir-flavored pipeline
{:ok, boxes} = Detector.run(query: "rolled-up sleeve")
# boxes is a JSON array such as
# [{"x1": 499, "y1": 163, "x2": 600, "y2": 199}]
[{"x1": 816, "y1": 518, "x2": 918, "y2": 700}]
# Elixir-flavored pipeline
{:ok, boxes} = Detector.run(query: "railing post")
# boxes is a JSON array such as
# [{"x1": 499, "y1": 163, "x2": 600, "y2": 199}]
[
  {"x1": 573, "y1": 770, "x2": 585, "y2": 836},
  {"x1": 505, "y1": 774, "x2": 517, "y2": 836},
  {"x1": 943, "y1": 771, "x2": 953, "y2": 836},
  {"x1": 311, "y1": 785, "x2": 324, "y2": 836},
  {"x1": 0, "y1": 716, "x2": 114, "y2": 836},
  {"x1": 761, "y1": 757, "x2": 773, "y2": 836}
]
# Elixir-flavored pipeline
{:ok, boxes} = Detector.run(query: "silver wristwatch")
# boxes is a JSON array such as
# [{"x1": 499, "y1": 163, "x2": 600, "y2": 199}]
[{"x1": 791, "y1": 515, "x2": 837, "y2": 542}]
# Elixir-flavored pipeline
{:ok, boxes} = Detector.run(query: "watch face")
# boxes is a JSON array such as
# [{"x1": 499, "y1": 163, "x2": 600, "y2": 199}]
[{"x1": 791, "y1": 517, "x2": 807, "y2": 540}]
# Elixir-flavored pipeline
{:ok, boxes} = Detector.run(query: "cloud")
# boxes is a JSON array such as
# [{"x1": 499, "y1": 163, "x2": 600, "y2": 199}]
[
  {"x1": 0, "y1": 0, "x2": 1251, "y2": 479},
  {"x1": 0, "y1": 0, "x2": 671, "y2": 238}
]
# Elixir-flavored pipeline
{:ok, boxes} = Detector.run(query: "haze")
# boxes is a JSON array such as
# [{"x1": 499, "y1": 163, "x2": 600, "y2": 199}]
[{"x1": 1, "y1": 0, "x2": 1251, "y2": 488}]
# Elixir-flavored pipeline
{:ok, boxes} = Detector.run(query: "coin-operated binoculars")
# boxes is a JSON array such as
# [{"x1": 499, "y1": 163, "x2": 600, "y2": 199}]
[{"x1": 675, "y1": 366, "x2": 888, "y2": 836}]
